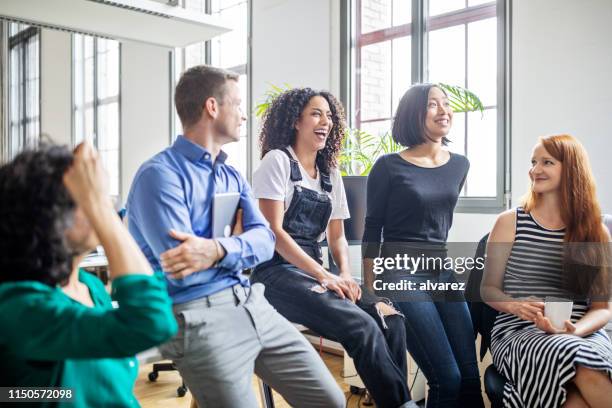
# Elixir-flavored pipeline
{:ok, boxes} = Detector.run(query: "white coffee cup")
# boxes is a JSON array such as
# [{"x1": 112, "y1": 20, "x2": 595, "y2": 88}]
[{"x1": 544, "y1": 297, "x2": 573, "y2": 330}]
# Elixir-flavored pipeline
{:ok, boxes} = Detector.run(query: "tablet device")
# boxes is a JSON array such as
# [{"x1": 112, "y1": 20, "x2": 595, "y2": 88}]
[{"x1": 212, "y1": 192, "x2": 241, "y2": 238}]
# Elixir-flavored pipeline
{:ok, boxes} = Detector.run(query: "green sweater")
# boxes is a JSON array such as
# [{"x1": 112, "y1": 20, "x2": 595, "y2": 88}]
[{"x1": 0, "y1": 270, "x2": 177, "y2": 407}]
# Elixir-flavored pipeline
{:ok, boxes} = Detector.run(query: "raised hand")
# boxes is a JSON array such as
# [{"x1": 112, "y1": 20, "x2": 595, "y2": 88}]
[{"x1": 63, "y1": 142, "x2": 111, "y2": 212}]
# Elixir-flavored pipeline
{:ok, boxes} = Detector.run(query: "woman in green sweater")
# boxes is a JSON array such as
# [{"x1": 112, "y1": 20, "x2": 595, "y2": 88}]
[{"x1": 0, "y1": 142, "x2": 177, "y2": 407}]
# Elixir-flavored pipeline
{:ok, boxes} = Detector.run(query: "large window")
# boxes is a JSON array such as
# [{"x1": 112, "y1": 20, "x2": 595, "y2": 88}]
[
  {"x1": 173, "y1": 0, "x2": 250, "y2": 177},
  {"x1": 7, "y1": 23, "x2": 40, "y2": 159},
  {"x1": 73, "y1": 35, "x2": 121, "y2": 197},
  {"x1": 351, "y1": 0, "x2": 506, "y2": 210}
]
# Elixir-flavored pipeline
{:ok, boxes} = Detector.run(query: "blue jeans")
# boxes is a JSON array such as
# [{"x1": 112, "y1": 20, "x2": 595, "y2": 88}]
[{"x1": 394, "y1": 270, "x2": 484, "y2": 408}]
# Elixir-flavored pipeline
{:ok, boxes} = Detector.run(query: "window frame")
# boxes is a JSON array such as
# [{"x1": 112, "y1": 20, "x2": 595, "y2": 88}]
[
  {"x1": 6, "y1": 23, "x2": 40, "y2": 160},
  {"x1": 344, "y1": 0, "x2": 510, "y2": 213},
  {"x1": 71, "y1": 34, "x2": 122, "y2": 199}
]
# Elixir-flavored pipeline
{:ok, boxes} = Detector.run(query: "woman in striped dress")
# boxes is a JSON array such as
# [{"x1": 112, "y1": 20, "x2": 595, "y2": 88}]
[{"x1": 482, "y1": 134, "x2": 612, "y2": 407}]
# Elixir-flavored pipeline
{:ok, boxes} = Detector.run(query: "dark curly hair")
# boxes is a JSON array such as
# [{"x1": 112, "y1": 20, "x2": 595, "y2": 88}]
[
  {"x1": 0, "y1": 143, "x2": 75, "y2": 286},
  {"x1": 259, "y1": 88, "x2": 346, "y2": 171}
]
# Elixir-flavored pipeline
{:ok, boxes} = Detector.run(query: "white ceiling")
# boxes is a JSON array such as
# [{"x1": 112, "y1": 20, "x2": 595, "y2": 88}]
[{"x1": 0, "y1": 0, "x2": 232, "y2": 48}]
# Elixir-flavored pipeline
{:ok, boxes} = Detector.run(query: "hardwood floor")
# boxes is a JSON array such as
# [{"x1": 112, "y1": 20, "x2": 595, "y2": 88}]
[
  {"x1": 135, "y1": 348, "x2": 492, "y2": 408},
  {"x1": 135, "y1": 351, "x2": 355, "y2": 408}
]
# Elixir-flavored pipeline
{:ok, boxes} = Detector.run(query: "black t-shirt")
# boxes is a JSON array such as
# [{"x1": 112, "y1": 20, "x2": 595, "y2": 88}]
[{"x1": 362, "y1": 152, "x2": 469, "y2": 258}]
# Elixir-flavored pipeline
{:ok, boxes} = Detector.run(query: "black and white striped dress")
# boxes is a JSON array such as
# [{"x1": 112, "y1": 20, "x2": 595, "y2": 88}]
[{"x1": 491, "y1": 207, "x2": 612, "y2": 407}]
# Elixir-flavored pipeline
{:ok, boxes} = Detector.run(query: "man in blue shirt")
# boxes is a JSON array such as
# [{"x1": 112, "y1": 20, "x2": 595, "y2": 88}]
[{"x1": 127, "y1": 65, "x2": 343, "y2": 407}]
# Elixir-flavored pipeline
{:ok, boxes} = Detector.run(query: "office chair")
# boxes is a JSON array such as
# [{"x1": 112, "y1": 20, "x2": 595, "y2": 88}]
[
  {"x1": 147, "y1": 362, "x2": 188, "y2": 397},
  {"x1": 466, "y1": 214, "x2": 612, "y2": 407}
]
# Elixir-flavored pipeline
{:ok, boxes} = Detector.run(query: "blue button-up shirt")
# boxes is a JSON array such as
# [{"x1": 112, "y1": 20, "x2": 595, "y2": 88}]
[{"x1": 126, "y1": 136, "x2": 275, "y2": 304}]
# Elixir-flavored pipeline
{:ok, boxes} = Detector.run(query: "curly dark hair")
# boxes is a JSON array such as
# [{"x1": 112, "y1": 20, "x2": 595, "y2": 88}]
[
  {"x1": 0, "y1": 143, "x2": 75, "y2": 286},
  {"x1": 259, "y1": 88, "x2": 346, "y2": 171}
]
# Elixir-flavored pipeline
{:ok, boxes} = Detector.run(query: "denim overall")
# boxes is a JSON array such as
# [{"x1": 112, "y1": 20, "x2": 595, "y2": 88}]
[
  {"x1": 252, "y1": 148, "x2": 412, "y2": 408},
  {"x1": 258, "y1": 147, "x2": 333, "y2": 268}
]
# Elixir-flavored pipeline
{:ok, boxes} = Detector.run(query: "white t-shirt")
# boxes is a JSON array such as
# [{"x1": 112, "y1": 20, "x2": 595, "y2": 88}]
[{"x1": 253, "y1": 146, "x2": 350, "y2": 241}]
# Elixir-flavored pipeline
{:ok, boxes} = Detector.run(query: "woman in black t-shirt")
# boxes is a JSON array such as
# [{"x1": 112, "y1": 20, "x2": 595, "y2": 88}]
[{"x1": 363, "y1": 84, "x2": 484, "y2": 408}]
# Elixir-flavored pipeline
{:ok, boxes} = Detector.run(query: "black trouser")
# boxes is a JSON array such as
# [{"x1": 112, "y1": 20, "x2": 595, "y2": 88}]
[{"x1": 251, "y1": 263, "x2": 411, "y2": 408}]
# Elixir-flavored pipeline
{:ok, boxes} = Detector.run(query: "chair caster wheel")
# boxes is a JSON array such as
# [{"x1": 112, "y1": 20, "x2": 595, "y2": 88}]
[
  {"x1": 349, "y1": 385, "x2": 362, "y2": 395},
  {"x1": 148, "y1": 372, "x2": 158, "y2": 382},
  {"x1": 177, "y1": 385, "x2": 187, "y2": 397}
]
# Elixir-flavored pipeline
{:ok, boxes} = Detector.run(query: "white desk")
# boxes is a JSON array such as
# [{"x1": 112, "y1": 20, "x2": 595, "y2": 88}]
[
  {"x1": 79, "y1": 254, "x2": 108, "y2": 268},
  {"x1": 79, "y1": 253, "x2": 109, "y2": 284}
]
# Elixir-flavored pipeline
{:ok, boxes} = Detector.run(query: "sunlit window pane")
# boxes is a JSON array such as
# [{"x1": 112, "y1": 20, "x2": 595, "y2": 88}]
[
  {"x1": 360, "y1": 119, "x2": 392, "y2": 140},
  {"x1": 238, "y1": 74, "x2": 248, "y2": 138},
  {"x1": 391, "y1": 36, "x2": 411, "y2": 115},
  {"x1": 211, "y1": 0, "x2": 245, "y2": 9},
  {"x1": 8, "y1": 24, "x2": 40, "y2": 158},
  {"x1": 185, "y1": 0, "x2": 206, "y2": 12},
  {"x1": 97, "y1": 39, "x2": 120, "y2": 100},
  {"x1": 185, "y1": 42, "x2": 206, "y2": 68},
  {"x1": 447, "y1": 112, "x2": 466, "y2": 156},
  {"x1": 223, "y1": 137, "x2": 248, "y2": 177},
  {"x1": 98, "y1": 102, "x2": 120, "y2": 151},
  {"x1": 392, "y1": 0, "x2": 411, "y2": 26},
  {"x1": 84, "y1": 107, "x2": 95, "y2": 143},
  {"x1": 427, "y1": 24, "x2": 466, "y2": 86},
  {"x1": 84, "y1": 37, "x2": 95, "y2": 104},
  {"x1": 100, "y1": 149, "x2": 120, "y2": 196},
  {"x1": 465, "y1": 108, "x2": 497, "y2": 196},
  {"x1": 26, "y1": 34, "x2": 40, "y2": 146},
  {"x1": 428, "y1": 0, "x2": 467, "y2": 17},
  {"x1": 210, "y1": 0, "x2": 247, "y2": 69},
  {"x1": 467, "y1": 18, "x2": 497, "y2": 106},
  {"x1": 73, "y1": 34, "x2": 120, "y2": 197},
  {"x1": 361, "y1": 0, "x2": 393, "y2": 34},
  {"x1": 468, "y1": 0, "x2": 494, "y2": 7},
  {"x1": 360, "y1": 41, "x2": 392, "y2": 121}
]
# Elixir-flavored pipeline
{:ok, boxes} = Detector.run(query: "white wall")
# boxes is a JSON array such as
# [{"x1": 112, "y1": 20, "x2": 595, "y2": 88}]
[
  {"x1": 250, "y1": 0, "x2": 340, "y2": 167},
  {"x1": 120, "y1": 41, "x2": 171, "y2": 203},
  {"x1": 511, "y1": 0, "x2": 612, "y2": 215},
  {"x1": 447, "y1": 213, "x2": 498, "y2": 242},
  {"x1": 40, "y1": 29, "x2": 72, "y2": 146}
]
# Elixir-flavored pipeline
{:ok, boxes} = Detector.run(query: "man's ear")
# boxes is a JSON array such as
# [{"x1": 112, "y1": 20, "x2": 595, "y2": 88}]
[{"x1": 203, "y1": 97, "x2": 218, "y2": 119}]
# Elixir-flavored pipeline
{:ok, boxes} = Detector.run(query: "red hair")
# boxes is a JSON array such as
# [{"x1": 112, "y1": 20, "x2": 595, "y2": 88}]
[{"x1": 523, "y1": 134, "x2": 609, "y2": 298}]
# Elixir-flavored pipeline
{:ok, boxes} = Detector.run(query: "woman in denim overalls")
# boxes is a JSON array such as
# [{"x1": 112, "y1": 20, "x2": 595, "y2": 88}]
[{"x1": 251, "y1": 88, "x2": 418, "y2": 408}]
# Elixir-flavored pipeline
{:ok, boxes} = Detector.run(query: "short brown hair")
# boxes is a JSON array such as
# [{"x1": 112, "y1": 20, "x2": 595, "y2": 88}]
[{"x1": 174, "y1": 65, "x2": 239, "y2": 129}]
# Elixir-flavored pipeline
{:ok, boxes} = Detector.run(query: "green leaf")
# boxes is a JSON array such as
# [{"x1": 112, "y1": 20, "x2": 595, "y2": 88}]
[
  {"x1": 437, "y1": 83, "x2": 485, "y2": 116},
  {"x1": 254, "y1": 83, "x2": 292, "y2": 118}
]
